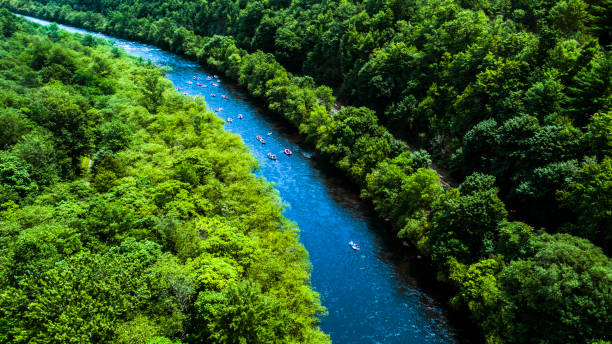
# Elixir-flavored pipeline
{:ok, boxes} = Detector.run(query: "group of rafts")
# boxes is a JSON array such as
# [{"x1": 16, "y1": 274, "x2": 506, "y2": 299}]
[
  {"x1": 183, "y1": 75, "x2": 294, "y2": 161},
  {"x1": 183, "y1": 74, "x2": 359, "y2": 250},
  {"x1": 254, "y1": 134, "x2": 292, "y2": 160}
]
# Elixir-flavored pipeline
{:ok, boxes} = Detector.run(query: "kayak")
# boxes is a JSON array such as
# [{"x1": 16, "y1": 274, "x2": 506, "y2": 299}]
[
  {"x1": 284, "y1": 149, "x2": 293, "y2": 156},
  {"x1": 256, "y1": 135, "x2": 266, "y2": 144}
]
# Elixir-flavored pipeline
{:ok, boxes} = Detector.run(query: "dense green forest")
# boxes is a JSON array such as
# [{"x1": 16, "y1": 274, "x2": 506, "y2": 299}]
[
  {"x1": 2, "y1": 0, "x2": 611, "y2": 236},
  {"x1": 1, "y1": 2, "x2": 611, "y2": 343},
  {"x1": 0, "y1": 11, "x2": 329, "y2": 343}
]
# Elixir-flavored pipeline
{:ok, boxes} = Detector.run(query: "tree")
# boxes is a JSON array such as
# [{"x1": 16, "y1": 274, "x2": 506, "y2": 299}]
[
  {"x1": 448, "y1": 256, "x2": 505, "y2": 342},
  {"x1": 0, "y1": 153, "x2": 37, "y2": 204},
  {"x1": 565, "y1": 54, "x2": 612, "y2": 126},
  {"x1": 138, "y1": 68, "x2": 169, "y2": 112},
  {"x1": 251, "y1": 15, "x2": 282, "y2": 52},
  {"x1": 32, "y1": 82, "x2": 92, "y2": 176},
  {"x1": 11, "y1": 130, "x2": 58, "y2": 186},
  {"x1": 195, "y1": 281, "x2": 290, "y2": 344},
  {"x1": 456, "y1": 119, "x2": 498, "y2": 175},
  {"x1": 559, "y1": 157, "x2": 612, "y2": 253},
  {"x1": 0, "y1": 9, "x2": 20, "y2": 37},
  {"x1": 91, "y1": 150, "x2": 126, "y2": 192},
  {"x1": 585, "y1": 112, "x2": 612, "y2": 159},
  {"x1": 430, "y1": 173, "x2": 507, "y2": 263},
  {"x1": 364, "y1": 152, "x2": 440, "y2": 228},
  {"x1": 94, "y1": 119, "x2": 133, "y2": 152},
  {"x1": 494, "y1": 221, "x2": 537, "y2": 261},
  {"x1": 0, "y1": 109, "x2": 32, "y2": 149},
  {"x1": 549, "y1": 0, "x2": 589, "y2": 34},
  {"x1": 495, "y1": 234, "x2": 612, "y2": 344},
  {"x1": 587, "y1": 0, "x2": 612, "y2": 45}
]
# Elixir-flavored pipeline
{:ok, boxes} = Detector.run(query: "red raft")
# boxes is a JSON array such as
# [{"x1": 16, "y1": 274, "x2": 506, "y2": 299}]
[{"x1": 284, "y1": 148, "x2": 293, "y2": 156}]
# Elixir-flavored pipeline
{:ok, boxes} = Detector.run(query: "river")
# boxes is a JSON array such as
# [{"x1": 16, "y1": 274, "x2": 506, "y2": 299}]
[{"x1": 23, "y1": 15, "x2": 464, "y2": 344}]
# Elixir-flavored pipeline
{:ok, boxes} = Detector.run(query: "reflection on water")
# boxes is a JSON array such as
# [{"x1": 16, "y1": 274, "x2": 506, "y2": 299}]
[{"x1": 23, "y1": 15, "x2": 465, "y2": 344}]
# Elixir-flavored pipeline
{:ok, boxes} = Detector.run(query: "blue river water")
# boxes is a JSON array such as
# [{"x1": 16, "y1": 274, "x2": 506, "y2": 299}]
[{"x1": 23, "y1": 15, "x2": 461, "y2": 344}]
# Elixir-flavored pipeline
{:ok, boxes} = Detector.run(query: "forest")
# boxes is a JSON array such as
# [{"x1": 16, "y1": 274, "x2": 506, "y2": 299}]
[
  {"x1": 3, "y1": 0, "x2": 611, "y2": 234},
  {"x1": 0, "y1": 11, "x2": 329, "y2": 344},
  {"x1": 0, "y1": 0, "x2": 611, "y2": 343}
]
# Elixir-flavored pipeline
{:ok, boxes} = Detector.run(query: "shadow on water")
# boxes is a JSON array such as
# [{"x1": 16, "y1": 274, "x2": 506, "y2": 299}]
[{"x1": 21, "y1": 14, "x2": 484, "y2": 344}]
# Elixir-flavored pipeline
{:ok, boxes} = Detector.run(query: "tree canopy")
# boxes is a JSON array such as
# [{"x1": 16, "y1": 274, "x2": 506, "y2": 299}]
[{"x1": 0, "y1": 12, "x2": 328, "y2": 344}]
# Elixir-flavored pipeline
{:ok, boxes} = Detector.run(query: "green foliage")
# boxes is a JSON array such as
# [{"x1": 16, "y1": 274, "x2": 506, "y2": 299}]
[
  {"x1": 586, "y1": 112, "x2": 612, "y2": 158},
  {"x1": 450, "y1": 233, "x2": 612, "y2": 344},
  {"x1": 94, "y1": 119, "x2": 133, "y2": 152},
  {"x1": 559, "y1": 157, "x2": 612, "y2": 252},
  {"x1": 457, "y1": 113, "x2": 588, "y2": 229},
  {"x1": 493, "y1": 234, "x2": 612, "y2": 344},
  {"x1": 0, "y1": 153, "x2": 37, "y2": 203},
  {"x1": 31, "y1": 81, "x2": 92, "y2": 175},
  {"x1": 430, "y1": 174, "x2": 507, "y2": 263},
  {"x1": 0, "y1": 13, "x2": 328, "y2": 344},
  {"x1": 493, "y1": 221, "x2": 536, "y2": 261},
  {"x1": 0, "y1": 8, "x2": 19, "y2": 36},
  {"x1": 364, "y1": 152, "x2": 440, "y2": 227},
  {"x1": 11, "y1": 130, "x2": 58, "y2": 186},
  {"x1": 196, "y1": 281, "x2": 291, "y2": 344},
  {"x1": 448, "y1": 256, "x2": 505, "y2": 339},
  {"x1": 0, "y1": 108, "x2": 32, "y2": 149}
]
